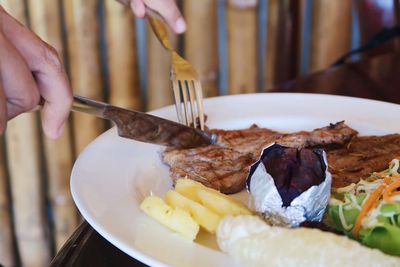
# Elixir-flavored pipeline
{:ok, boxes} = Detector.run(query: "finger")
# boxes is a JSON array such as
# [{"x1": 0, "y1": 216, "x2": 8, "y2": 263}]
[
  {"x1": 115, "y1": 0, "x2": 145, "y2": 18},
  {"x1": 144, "y1": 0, "x2": 186, "y2": 33},
  {"x1": 34, "y1": 46, "x2": 72, "y2": 139},
  {"x1": 0, "y1": 82, "x2": 6, "y2": 135},
  {"x1": 130, "y1": 0, "x2": 146, "y2": 18},
  {"x1": 0, "y1": 8, "x2": 72, "y2": 139},
  {"x1": 0, "y1": 30, "x2": 40, "y2": 119}
]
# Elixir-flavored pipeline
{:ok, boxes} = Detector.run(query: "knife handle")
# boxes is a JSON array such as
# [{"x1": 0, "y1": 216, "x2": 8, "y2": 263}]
[
  {"x1": 37, "y1": 95, "x2": 107, "y2": 119},
  {"x1": 71, "y1": 95, "x2": 108, "y2": 119}
]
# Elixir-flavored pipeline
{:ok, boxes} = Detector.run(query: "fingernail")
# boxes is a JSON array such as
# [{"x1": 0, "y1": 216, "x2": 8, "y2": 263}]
[{"x1": 175, "y1": 18, "x2": 186, "y2": 34}]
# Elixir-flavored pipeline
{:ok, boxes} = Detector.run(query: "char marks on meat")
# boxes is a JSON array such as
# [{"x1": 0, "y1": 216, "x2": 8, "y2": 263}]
[
  {"x1": 327, "y1": 134, "x2": 400, "y2": 188},
  {"x1": 163, "y1": 145, "x2": 254, "y2": 194},
  {"x1": 211, "y1": 125, "x2": 283, "y2": 158},
  {"x1": 162, "y1": 121, "x2": 359, "y2": 194},
  {"x1": 211, "y1": 121, "x2": 357, "y2": 159},
  {"x1": 278, "y1": 121, "x2": 358, "y2": 148}
]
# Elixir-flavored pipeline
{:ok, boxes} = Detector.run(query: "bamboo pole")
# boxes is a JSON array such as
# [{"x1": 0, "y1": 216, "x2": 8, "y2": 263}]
[
  {"x1": 1, "y1": 2, "x2": 51, "y2": 266},
  {"x1": 183, "y1": 0, "x2": 219, "y2": 97},
  {"x1": 264, "y1": 0, "x2": 280, "y2": 88},
  {"x1": 63, "y1": 0, "x2": 105, "y2": 153},
  {"x1": 27, "y1": 0, "x2": 78, "y2": 251},
  {"x1": 0, "y1": 137, "x2": 14, "y2": 267},
  {"x1": 146, "y1": 22, "x2": 177, "y2": 110},
  {"x1": 105, "y1": 0, "x2": 141, "y2": 110},
  {"x1": 264, "y1": 0, "x2": 301, "y2": 89},
  {"x1": 310, "y1": 0, "x2": 352, "y2": 72},
  {"x1": 6, "y1": 115, "x2": 50, "y2": 267},
  {"x1": 226, "y1": 0, "x2": 258, "y2": 94},
  {"x1": 104, "y1": 0, "x2": 142, "y2": 109}
]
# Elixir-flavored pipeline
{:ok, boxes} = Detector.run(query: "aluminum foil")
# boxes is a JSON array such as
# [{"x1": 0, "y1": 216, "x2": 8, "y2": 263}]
[{"x1": 246, "y1": 143, "x2": 332, "y2": 227}]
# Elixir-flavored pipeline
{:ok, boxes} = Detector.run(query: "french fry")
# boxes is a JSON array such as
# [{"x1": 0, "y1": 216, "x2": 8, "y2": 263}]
[
  {"x1": 140, "y1": 179, "x2": 252, "y2": 240},
  {"x1": 196, "y1": 188, "x2": 252, "y2": 217},
  {"x1": 140, "y1": 196, "x2": 199, "y2": 241},
  {"x1": 175, "y1": 179, "x2": 252, "y2": 217},
  {"x1": 174, "y1": 178, "x2": 202, "y2": 202},
  {"x1": 165, "y1": 190, "x2": 222, "y2": 234}
]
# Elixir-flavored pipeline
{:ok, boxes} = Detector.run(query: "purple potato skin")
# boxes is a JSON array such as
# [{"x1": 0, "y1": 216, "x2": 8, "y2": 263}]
[{"x1": 261, "y1": 146, "x2": 325, "y2": 206}]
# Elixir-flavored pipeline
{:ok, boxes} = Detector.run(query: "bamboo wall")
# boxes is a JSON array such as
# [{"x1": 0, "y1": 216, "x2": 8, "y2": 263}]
[{"x1": 0, "y1": 0, "x2": 399, "y2": 266}]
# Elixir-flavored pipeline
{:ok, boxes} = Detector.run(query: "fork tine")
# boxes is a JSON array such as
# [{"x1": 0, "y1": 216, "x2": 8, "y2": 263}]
[
  {"x1": 193, "y1": 80, "x2": 205, "y2": 130},
  {"x1": 187, "y1": 80, "x2": 198, "y2": 129},
  {"x1": 172, "y1": 80, "x2": 184, "y2": 124},
  {"x1": 180, "y1": 80, "x2": 192, "y2": 126},
  {"x1": 149, "y1": 18, "x2": 206, "y2": 132}
]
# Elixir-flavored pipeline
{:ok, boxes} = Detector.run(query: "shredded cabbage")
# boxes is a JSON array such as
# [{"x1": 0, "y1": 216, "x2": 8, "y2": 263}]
[{"x1": 327, "y1": 159, "x2": 400, "y2": 257}]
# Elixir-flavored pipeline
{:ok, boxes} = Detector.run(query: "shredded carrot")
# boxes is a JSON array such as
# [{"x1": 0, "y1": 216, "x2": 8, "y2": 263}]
[
  {"x1": 383, "y1": 180, "x2": 400, "y2": 203},
  {"x1": 384, "y1": 177, "x2": 392, "y2": 184},
  {"x1": 391, "y1": 191, "x2": 400, "y2": 197},
  {"x1": 383, "y1": 192, "x2": 392, "y2": 203},
  {"x1": 384, "y1": 185, "x2": 393, "y2": 203},
  {"x1": 353, "y1": 184, "x2": 386, "y2": 238}
]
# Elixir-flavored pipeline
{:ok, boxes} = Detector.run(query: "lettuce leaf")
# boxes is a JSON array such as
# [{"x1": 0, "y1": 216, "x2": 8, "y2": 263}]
[
  {"x1": 327, "y1": 197, "x2": 400, "y2": 257},
  {"x1": 327, "y1": 204, "x2": 358, "y2": 234},
  {"x1": 361, "y1": 224, "x2": 400, "y2": 256}
]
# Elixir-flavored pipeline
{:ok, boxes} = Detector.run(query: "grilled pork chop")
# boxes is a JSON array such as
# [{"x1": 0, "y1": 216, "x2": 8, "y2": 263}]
[
  {"x1": 278, "y1": 121, "x2": 358, "y2": 148},
  {"x1": 211, "y1": 125, "x2": 283, "y2": 158},
  {"x1": 162, "y1": 121, "x2": 358, "y2": 193},
  {"x1": 211, "y1": 121, "x2": 357, "y2": 158},
  {"x1": 163, "y1": 146, "x2": 254, "y2": 194},
  {"x1": 327, "y1": 134, "x2": 400, "y2": 188}
]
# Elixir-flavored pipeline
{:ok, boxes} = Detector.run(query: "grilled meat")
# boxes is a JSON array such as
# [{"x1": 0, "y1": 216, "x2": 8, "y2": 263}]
[
  {"x1": 327, "y1": 134, "x2": 400, "y2": 188},
  {"x1": 278, "y1": 121, "x2": 358, "y2": 148},
  {"x1": 163, "y1": 145, "x2": 254, "y2": 194},
  {"x1": 211, "y1": 121, "x2": 357, "y2": 159},
  {"x1": 211, "y1": 125, "x2": 283, "y2": 158},
  {"x1": 162, "y1": 121, "x2": 359, "y2": 193}
]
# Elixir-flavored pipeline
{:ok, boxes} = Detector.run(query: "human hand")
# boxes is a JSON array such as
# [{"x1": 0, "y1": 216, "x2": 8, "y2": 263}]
[
  {"x1": 116, "y1": 0, "x2": 186, "y2": 34},
  {"x1": 0, "y1": 6, "x2": 72, "y2": 139}
]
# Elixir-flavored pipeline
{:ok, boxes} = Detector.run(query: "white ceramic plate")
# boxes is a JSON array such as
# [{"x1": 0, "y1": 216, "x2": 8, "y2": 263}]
[{"x1": 71, "y1": 93, "x2": 400, "y2": 267}]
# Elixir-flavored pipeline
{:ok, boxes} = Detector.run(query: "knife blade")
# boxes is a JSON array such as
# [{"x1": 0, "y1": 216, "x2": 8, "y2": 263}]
[{"x1": 72, "y1": 95, "x2": 216, "y2": 148}]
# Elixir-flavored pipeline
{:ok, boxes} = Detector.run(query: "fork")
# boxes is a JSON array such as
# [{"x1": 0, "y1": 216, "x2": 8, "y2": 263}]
[{"x1": 147, "y1": 15, "x2": 205, "y2": 131}]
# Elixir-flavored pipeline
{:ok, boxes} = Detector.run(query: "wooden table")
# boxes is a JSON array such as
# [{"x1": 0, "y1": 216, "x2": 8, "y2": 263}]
[{"x1": 50, "y1": 52, "x2": 400, "y2": 267}]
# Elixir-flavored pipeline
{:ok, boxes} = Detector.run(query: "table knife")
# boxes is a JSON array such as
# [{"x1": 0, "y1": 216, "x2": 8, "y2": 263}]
[{"x1": 69, "y1": 95, "x2": 216, "y2": 149}]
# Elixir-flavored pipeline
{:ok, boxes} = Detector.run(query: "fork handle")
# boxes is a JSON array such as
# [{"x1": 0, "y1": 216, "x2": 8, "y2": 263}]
[{"x1": 147, "y1": 14, "x2": 174, "y2": 52}]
